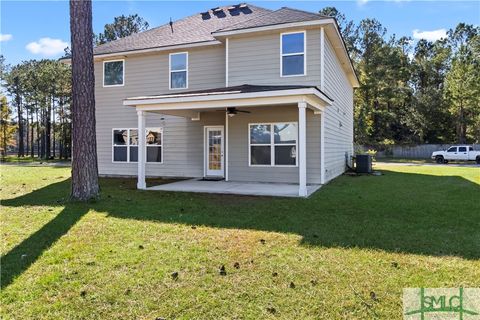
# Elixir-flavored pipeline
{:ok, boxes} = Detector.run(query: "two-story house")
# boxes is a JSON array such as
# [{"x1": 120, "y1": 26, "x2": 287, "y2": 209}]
[{"x1": 92, "y1": 4, "x2": 359, "y2": 197}]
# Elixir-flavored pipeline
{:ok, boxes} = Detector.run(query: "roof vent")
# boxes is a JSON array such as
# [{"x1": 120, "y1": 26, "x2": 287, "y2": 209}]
[
  {"x1": 201, "y1": 11, "x2": 211, "y2": 20},
  {"x1": 228, "y1": 7, "x2": 240, "y2": 16},
  {"x1": 238, "y1": 3, "x2": 252, "y2": 14},
  {"x1": 212, "y1": 7, "x2": 226, "y2": 18}
]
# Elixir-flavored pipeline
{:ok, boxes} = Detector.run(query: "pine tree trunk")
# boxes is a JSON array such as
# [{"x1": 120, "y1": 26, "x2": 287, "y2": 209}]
[
  {"x1": 67, "y1": 122, "x2": 72, "y2": 159},
  {"x1": 35, "y1": 107, "x2": 40, "y2": 157},
  {"x1": 52, "y1": 96, "x2": 56, "y2": 159},
  {"x1": 30, "y1": 112, "x2": 34, "y2": 157},
  {"x1": 15, "y1": 92, "x2": 24, "y2": 157},
  {"x1": 70, "y1": 0, "x2": 99, "y2": 200},
  {"x1": 41, "y1": 107, "x2": 46, "y2": 159},
  {"x1": 26, "y1": 107, "x2": 29, "y2": 156},
  {"x1": 46, "y1": 97, "x2": 51, "y2": 159},
  {"x1": 59, "y1": 102, "x2": 64, "y2": 159},
  {"x1": 2, "y1": 118, "x2": 6, "y2": 156}
]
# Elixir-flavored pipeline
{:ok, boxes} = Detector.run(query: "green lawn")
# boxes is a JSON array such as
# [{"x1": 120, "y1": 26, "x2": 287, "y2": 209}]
[
  {"x1": 1, "y1": 164, "x2": 479, "y2": 319},
  {"x1": 375, "y1": 157, "x2": 431, "y2": 164},
  {"x1": 0, "y1": 155, "x2": 70, "y2": 163}
]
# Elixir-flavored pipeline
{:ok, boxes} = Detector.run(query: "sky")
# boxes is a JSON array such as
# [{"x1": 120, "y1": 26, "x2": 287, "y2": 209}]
[{"x1": 0, "y1": 0, "x2": 479, "y2": 65}]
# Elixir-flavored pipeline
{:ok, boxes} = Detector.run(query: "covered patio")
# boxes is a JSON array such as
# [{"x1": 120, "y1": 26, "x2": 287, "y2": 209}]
[
  {"x1": 124, "y1": 84, "x2": 332, "y2": 197},
  {"x1": 148, "y1": 179, "x2": 322, "y2": 197}
]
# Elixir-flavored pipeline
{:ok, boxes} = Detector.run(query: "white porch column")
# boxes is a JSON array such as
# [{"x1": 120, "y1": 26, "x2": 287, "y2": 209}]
[
  {"x1": 137, "y1": 110, "x2": 146, "y2": 189},
  {"x1": 298, "y1": 101, "x2": 307, "y2": 197},
  {"x1": 225, "y1": 112, "x2": 229, "y2": 181}
]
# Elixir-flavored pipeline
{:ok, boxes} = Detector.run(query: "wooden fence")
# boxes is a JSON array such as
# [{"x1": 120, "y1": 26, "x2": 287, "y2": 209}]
[{"x1": 358, "y1": 144, "x2": 479, "y2": 159}]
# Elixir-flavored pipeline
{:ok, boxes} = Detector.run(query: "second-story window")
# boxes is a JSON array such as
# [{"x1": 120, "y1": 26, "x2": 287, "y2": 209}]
[
  {"x1": 170, "y1": 52, "x2": 188, "y2": 89},
  {"x1": 104, "y1": 60, "x2": 124, "y2": 86},
  {"x1": 281, "y1": 32, "x2": 305, "y2": 77}
]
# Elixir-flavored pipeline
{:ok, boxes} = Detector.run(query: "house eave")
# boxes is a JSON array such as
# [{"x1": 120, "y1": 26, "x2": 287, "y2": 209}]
[
  {"x1": 123, "y1": 88, "x2": 331, "y2": 112},
  {"x1": 60, "y1": 40, "x2": 223, "y2": 63},
  {"x1": 212, "y1": 18, "x2": 335, "y2": 37}
]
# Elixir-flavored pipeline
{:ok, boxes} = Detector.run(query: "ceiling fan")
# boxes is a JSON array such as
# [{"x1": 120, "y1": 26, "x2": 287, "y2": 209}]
[{"x1": 217, "y1": 107, "x2": 251, "y2": 117}]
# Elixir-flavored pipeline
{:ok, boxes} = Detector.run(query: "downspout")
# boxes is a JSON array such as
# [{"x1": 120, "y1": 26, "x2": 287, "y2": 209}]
[
  {"x1": 225, "y1": 37, "x2": 229, "y2": 87},
  {"x1": 320, "y1": 27, "x2": 326, "y2": 184}
]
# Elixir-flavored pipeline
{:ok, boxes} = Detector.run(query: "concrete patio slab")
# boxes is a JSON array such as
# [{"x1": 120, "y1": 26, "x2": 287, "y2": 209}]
[{"x1": 147, "y1": 179, "x2": 321, "y2": 197}]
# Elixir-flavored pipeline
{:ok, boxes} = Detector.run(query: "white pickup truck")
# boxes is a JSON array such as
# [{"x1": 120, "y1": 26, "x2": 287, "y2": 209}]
[{"x1": 431, "y1": 145, "x2": 480, "y2": 164}]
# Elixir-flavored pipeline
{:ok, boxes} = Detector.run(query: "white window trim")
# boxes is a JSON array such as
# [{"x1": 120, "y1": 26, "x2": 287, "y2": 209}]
[
  {"x1": 145, "y1": 127, "x2": 164, "y2": 164},
  {"x1": 112, "y1": 127, "x2": 163, "y2": 164},
  {"x1": 112, "y1": 128, "x2": 135, "y2": 163},
  {"x1": 103, "y1": 59, "x2": 125, "y2": 87},
  {"x1": 280, "y1": 31, "x2": 306, "y2": 77},
  {"x1": 169, "y1": 52, "x2": 188, "y2": 90},
  {"x1": 248, "y1": 122, "x2": 298, "y2": 168}
]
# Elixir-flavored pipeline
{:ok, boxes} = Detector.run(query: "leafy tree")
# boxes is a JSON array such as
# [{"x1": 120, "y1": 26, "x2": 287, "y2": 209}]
[
  {"x1": 319, "y1": 7, "x2": 359, "y2": 60},
  {"x1": 408, "y1": 39, "x2": 453, "y2": 143},
  {"x1": 444, "y1": 24, "x2": 480, "y2": 143},
  {"x1": 0, "y1": 95, "x2": 15, "y2": 156},
  {"x1": 95, "y1": 14, "x2": 149, "y2": 45},
  {"x1": 4, "y1": 64, "x2": 26, "y2": 156},
  {"x1": 4, "y1": 60, "x2": 72, "y2": 159},
  {"x1": 354, "y1": 18, "x2": 390, "y2": 144},
  {"x1": 0, "y1": 55, "x2": 8, "y2": 87},
  {"x1": 319, "y1": 7, "x2": 479, "y2": 146},
  {"x1": 70, "y1": 0, "x2": 99, "y2": 200}
]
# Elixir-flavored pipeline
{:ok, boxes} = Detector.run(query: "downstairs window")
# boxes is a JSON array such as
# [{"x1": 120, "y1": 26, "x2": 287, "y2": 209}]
[
  {"x1": 112, "y1": 128, "x2": 163, "y2": 163},
  {"x1": 249, "y1": 123, "x2": 297, "y2": 167}
]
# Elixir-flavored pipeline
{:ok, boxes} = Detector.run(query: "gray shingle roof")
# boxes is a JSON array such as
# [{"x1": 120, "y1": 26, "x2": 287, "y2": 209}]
[
  {"x1": 93, "y1": 4, "x2": 272, "y2": 56},
  {"x1": 214, "y1": 7, "x2": 330, "y2": 33}
]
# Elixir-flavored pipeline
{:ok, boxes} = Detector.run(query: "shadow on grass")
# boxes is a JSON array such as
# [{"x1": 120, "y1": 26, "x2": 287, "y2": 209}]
[
  {"x1": 0, "y1": 207, "x2": 88, "y2": 289},
  {"x1": 0, "y1": 180, "x2": 91, "y2": 289},
  {"x1": 2, "y1": 169, "x2": 479, "y2": 289}
]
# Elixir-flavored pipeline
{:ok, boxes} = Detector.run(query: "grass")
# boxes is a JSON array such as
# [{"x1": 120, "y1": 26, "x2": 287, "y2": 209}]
[
  {"x1": 0, "y1": 155, "x2": 70, "y2": 163},
  {"x1": 375, "y1": 157, "x2": 431, "y2": 164},
  {"x1": 1, "y1": 164, "x2": 479, "y2": 319}
]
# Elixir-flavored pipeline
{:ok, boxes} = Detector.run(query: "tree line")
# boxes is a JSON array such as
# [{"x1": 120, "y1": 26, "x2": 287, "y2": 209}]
[
  {"x1": 1, "y1": 8, "x2": 479, "y2": 159},
  {"x1": 1, "y1": 57, "x2": 72, "y2": 158},
  {"x1": 319, "y1": 7, "x2": 480, "y2": 145},
  {"x1": 0, "y1": 14, "x2": 148, "y2": 159}
]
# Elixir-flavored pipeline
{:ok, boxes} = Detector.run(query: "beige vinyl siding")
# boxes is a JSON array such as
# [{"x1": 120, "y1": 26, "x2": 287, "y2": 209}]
[
  {"x1": 227, "y1": 105, "x2": 321, "y2": 184},
  {"x1": 228, "y1": 29, "x2": 321, "y2": 86},
  {"x1": 323, "y1": 35, "x2": 354, "y2": 182},
  {"x1": 98, "y1": 112, "x2": 225, "y2": 178},
  {"x1": 95, "y1": 45, "x2": 226, "y2": 177}
]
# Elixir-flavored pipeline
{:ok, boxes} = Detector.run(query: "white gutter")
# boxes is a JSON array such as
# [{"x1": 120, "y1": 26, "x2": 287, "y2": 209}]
[
  {"x1": 225, "y1": 38, "x2": 229, "y2": 87},
  {"x1": 320, "y1": 27, "x2": 325, "y2": 91},
  {"x1": 212, "y1": 18, "x2": 335, "y2": 37},
  {"x1": 60, "y1": 40, "x2": 222, "y2": 63}
]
